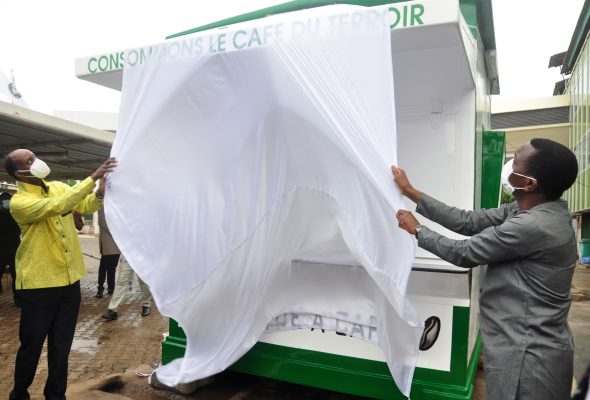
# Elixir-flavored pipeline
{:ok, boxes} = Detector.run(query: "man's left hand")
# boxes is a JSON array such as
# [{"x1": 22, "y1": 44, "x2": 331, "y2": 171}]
[{"x1": 396, "y1": 210, "x2": 420, "y2": 235}]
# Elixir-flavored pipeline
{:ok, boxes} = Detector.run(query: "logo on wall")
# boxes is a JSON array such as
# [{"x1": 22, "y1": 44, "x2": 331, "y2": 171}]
[
  {"x1": 8, "y1": 82, "x2": 22, "y2": 99},
  {"x1": 419, "y1": 316, "x2": 441, "y2": 351}
]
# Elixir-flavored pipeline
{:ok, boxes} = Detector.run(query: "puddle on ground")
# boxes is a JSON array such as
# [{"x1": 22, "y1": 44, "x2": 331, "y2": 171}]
[{"x1": 71, "y1": 338, "x2": 98, "y2": 356}]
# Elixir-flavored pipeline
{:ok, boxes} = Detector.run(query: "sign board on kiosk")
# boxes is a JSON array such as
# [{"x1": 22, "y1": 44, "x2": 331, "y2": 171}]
[{"x1": 76, "y1": 0, "x2": 503, "y2": 398}]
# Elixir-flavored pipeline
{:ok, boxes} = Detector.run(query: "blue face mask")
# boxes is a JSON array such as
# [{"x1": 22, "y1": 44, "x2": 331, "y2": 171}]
[{"x1": 1, "y1": 199, "x2": 9, "y2": 210}]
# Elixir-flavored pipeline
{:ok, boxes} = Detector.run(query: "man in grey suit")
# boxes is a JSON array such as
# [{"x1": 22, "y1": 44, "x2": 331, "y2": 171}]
[{"x1": 392, "y1": 138, "x2": 578, "y2": 400}]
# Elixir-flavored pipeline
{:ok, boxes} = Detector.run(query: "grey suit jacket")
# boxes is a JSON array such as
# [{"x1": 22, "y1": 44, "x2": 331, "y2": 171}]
[{"x1": 416, "y1": 194, "x2": 575, "y2": 400}]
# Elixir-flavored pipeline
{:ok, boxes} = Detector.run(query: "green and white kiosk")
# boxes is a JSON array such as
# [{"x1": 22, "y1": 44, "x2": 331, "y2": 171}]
[{"x1": 76, "y1": 0, "x2": 504, "y2": 398}]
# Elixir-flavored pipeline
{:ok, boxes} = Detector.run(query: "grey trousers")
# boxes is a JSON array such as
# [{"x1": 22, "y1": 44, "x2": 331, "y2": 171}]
[{"x1": 108, "y1": 256, "x2": 152, "y2": 312}]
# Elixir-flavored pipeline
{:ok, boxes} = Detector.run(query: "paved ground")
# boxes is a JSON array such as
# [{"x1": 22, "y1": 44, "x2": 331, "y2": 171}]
[
  {"x1": 0, "y1": 235, "x2": 589, "y2": 399},
  {"x1": 0, "y1": 235, "x2": 168, "y2": 399}
]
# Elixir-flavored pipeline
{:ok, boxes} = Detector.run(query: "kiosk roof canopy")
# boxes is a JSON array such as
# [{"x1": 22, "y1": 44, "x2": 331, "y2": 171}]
[
  {"x1": 0, "y1": 101, "x2": 114, "y2": 181},
  {"x1": 166, "y1": 0, "x2": 496, "y2": 52},
  {"x1": 77, "y1": 0, "x2": 490, "y2": 92}
]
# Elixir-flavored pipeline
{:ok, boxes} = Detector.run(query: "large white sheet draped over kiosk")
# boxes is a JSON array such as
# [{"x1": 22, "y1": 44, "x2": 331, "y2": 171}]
[{"x1": 108, "y1": 5, "x2": 422, "y2": 396}]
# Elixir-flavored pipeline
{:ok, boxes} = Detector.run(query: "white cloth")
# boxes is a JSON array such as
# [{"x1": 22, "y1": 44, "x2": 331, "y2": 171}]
[{"x1": 107, "y1": 5, "x2": 422, "y2": 396}]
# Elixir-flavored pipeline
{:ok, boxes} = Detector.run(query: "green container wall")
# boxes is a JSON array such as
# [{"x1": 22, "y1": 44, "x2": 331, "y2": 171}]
[
  {"x1": 580, "y1": 238, "x2": 590, "y2": 258},
  {"x1": 162, "y1": 308, "x2": 481, "y2": 399}
]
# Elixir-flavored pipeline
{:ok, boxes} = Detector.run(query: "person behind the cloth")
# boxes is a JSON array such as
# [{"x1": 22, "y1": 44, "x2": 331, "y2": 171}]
[
  {"x1": 0, "y1": 191, "x2": 21, "y2": 306},
  {"x1": 391, "y1": 138, "x2": 578, "y2": 400},
  {"x1": 95, "y1": 207, "x2": 121, "y2": 298},
  {"x1": 4, "y1": 149, "x2": 117, "y2": 400}
]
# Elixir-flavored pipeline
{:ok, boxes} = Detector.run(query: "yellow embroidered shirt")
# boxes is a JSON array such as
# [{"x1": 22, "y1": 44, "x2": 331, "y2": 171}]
[{"x1": 10, "y1": 177, "x2": 103, "y2": 289}]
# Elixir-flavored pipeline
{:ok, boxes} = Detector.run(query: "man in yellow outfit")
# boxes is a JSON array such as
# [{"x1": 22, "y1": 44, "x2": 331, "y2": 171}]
[{"x1": 4, "y1": 148, "x2": 117, "y2": 400}]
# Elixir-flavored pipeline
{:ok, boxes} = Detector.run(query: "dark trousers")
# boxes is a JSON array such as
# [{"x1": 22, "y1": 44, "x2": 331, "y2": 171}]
[
  {"x1": 10, "y1": 281, "x2": 81, "y2": 400},
  {"x1": 9, "y1": 264, "x2": 18, "y2": 304},
  {"x1": 97, "y1": 254, "x2": 120, "y2": 291}
]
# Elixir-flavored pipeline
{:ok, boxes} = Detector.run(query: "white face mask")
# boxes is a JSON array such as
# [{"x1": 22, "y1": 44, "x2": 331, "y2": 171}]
[
  {"x1": 501, "y1": 159, "x2": 536, "y2": 194},
  {"x1": 1, "y1": 199, "x2": 9, "y2": 210},
  {"x1": 17, "y1": 158, "x2": 51, "y2": 179}
]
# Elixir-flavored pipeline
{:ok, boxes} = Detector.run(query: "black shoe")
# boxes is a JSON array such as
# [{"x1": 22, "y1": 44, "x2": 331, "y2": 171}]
[
  {"x1": 8, "y1": 390, "x2": 26, "y2": 400},
  {"x1": 107, "y1": 288, "x2": 114, "y2": 295},
  {"x1": 95, "y1": 288, "x2": 104, "y2": 298},
  {"x1": 102, "y1": 309, "x2": 118, "y2": 321},
  {"x1": 141, "y1": 306, "x2": 151, "y2": 317}
]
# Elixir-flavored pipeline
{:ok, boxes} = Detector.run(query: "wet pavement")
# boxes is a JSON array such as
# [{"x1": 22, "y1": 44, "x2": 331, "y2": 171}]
[
  {"x1": 0, "y1": 235, "x2": 168, "y2": 399},
  {"x1": 0, "y1": 235, "x2": 589, "y2": 399}
]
